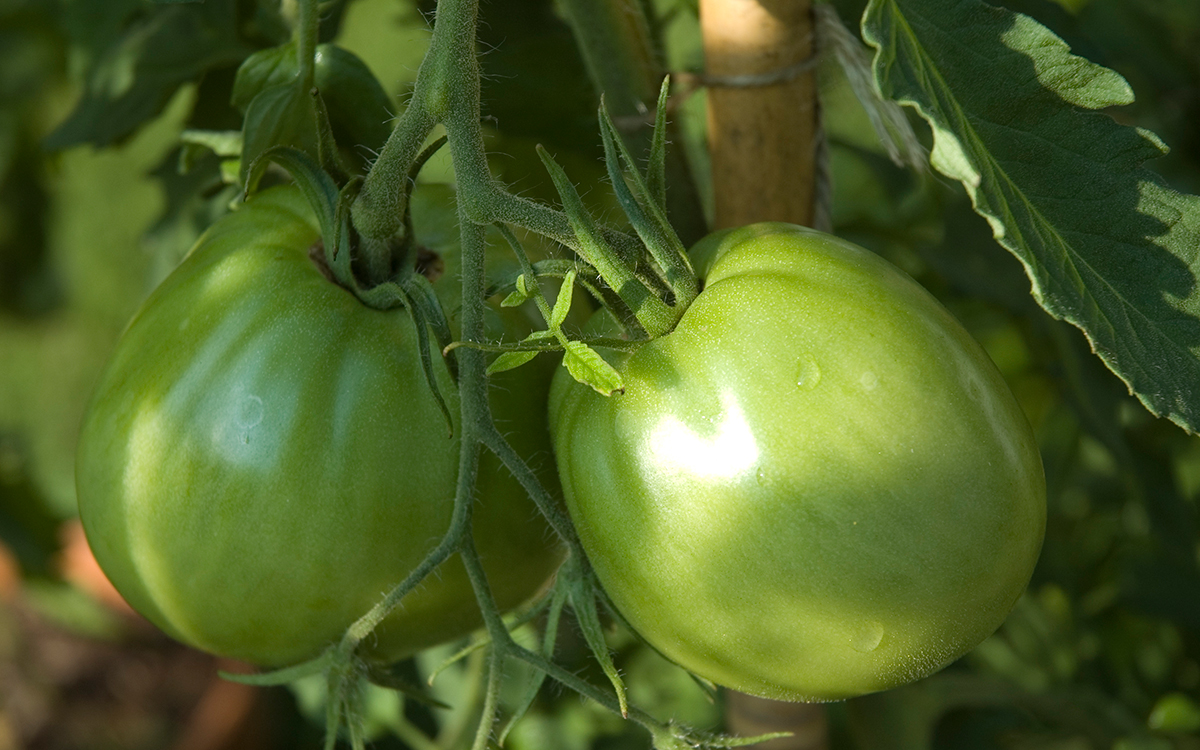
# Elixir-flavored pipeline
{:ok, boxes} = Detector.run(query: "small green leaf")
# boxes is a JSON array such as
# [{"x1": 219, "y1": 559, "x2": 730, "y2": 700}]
[
  {"x1": 488, "y1": 350, "x2": 540, "y2": 375},
  {"x1": 645, "y1": 77, "x2": 670, "y2": 211},
  {"x1": 563, "y1": 340, "x2": 624, "y2": 396},
  {"x1": 501, "y1": 275, "x2": 530, "y2": 307},
  {"x1": 180, "y1": 129, "x2": 243, "y2": 158},
  {"x1": 232, "y1": 42, "x2": 299, "y2": 113},
  {"x1": 239, "y1": 82, "x2": 318, "y2": 188},
  {"x1": 486, "y1": 329, "x2": 557, "y2": 375},
  {"x1": 549, "y1": 268, "x2": 576, "y2": 329},
  {"x1": 314, "y1": 44, "x2": 395, "y2": 157}
]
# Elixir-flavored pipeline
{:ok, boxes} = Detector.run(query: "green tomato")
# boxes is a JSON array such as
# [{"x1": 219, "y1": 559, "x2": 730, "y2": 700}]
[
  {"x1": 550, "y1": 223, "x2": 1045, "y2": 702},
  {"x1": 76, "y1": 185, "x2": 563, "y2": 667}
]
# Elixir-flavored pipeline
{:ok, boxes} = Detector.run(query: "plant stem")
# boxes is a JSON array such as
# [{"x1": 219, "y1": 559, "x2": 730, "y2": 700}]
[{"x1": 296, "y1": 0, "x2": 319, "y2": 91}]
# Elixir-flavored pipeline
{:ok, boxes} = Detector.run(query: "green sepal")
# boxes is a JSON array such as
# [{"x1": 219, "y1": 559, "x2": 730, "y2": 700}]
[
  {"x1": 537, "y1": 145, "x2": 675, "y2": 337},
  {"x1": 312, "y1": 87, "x2": 351, "y2": 185},
  {"x1": 218, "y1": 649, "x2": 334, "y2": 686},
  {"x1": 355, "y1": 277, "x2": 456, "y2": 436},
  {"x1": 243, "y1": 146, "x2": 340, "y2": 256},
  {"x1": 563, "y1": 340, "x2": 624, "y2": 396},
  {"x1": 498, "y1": 579, "x2": 570, "y2": 746},
  {"x1": 569, "y1": 572, "x2": 628, "y2": 718},
  {"x1": 645, "y1": 77, "x2": 671, "y2": 212},
  {"x1": 598, "y1": 100, "x2": 696, "y2": 310}
]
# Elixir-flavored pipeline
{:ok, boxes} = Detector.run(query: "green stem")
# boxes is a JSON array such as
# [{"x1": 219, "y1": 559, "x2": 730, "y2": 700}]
[{"x1": 296, "y1": 0, "x2": 319, "y2": 91}]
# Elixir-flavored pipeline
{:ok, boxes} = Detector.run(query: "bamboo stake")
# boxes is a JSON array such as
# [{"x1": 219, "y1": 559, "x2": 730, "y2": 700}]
[{"x1": 701, "y1": 0, "x2": 818, "y2": 229}]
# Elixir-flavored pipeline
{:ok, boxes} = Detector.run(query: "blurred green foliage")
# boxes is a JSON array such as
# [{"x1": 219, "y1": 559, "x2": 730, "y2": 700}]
[{"x1": 0, "y1": 0, "x2": 1197, "y2": 748}]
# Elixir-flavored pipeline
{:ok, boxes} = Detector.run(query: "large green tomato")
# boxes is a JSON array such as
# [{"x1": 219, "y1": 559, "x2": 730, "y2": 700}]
[
  {"x1": 76, "y1": 185, "x2": 563, "y2": 667},
  {"x1": 550, "y1": 223, "x2": 1045, "y2": 702}
]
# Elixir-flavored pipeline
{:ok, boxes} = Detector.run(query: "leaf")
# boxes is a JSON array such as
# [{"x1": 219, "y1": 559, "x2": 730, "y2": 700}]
[
  {"x1": 231, "y1": 42, "x2": 299, "y2": 113},
  {"x1": 863, "y1": 0, "x2": 1200, "y2": 433},
  {"x1": 563, "y1": 340, "x2": 624, "y2": 396},
  {"x1": 238, "y1": 82, "x2": 318, "y2": 188},
  {"x1": 486, "y1": 330, "x2": 556, "y2": 375},
  {"x1": 501, "y1": 275, "x2": 530, "y2": 307},
  {"x1": 549, "y1": 268, "x2": 576, "y2": 330},
  {"x1": 45, "y1": 0, "x2": 251, "y2": 149},
  {"x1": 314, "y1": 43, "x2": 395, "y2": 156}
]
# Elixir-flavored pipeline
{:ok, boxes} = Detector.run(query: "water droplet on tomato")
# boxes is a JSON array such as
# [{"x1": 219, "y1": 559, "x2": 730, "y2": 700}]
[
  {"x1": 850, "y1": 621, "x2": 884, "y2": 653},
  {"x1": 796, "y1": 355, "x2": 822, "y2": 391},
  {"x1": 756, "y1": 468, "x2": 767, "y2": 486},
  {"x1": 236, "y1": 395, "x2": 264, "y2": 430},
  {"x1": 860, "y1": 371, "x2": 879, "y2": 391}
]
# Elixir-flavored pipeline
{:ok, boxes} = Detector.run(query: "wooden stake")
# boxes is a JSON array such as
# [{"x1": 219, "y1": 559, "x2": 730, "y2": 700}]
[{"x1": 701, "y1": 0, "x2": 818, "y2": 229}]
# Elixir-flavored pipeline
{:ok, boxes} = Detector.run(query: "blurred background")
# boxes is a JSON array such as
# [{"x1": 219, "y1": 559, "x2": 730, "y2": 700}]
[{"x1": 1, "y1": 0, "x2": 1198, "y2": 748}]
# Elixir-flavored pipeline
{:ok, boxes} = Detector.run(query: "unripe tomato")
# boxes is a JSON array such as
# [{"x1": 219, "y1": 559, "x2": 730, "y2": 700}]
[
  {"x1": 76, "y1": 185, "x2": 563, "y2": 667},
  {"x1": 550, "y1": 223, "x2": 1045, "y2": 701}
]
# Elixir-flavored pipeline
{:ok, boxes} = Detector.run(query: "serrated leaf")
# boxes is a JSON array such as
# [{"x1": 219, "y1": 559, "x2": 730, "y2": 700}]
[
  {"x1": 864, "y1": 0, "x2": 1200, "y2": 433},
  {"x1": 45, "y1": 0, "x2": 250, "y2": 149},
  {"x1": 563, "y1": 340, "x2": 624, "y2": 396}
]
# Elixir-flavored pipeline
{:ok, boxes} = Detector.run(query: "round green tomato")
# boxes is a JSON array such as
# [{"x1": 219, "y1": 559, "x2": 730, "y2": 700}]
[
  {"x1": 76, "y1": 185, "x2": 563, "y2": 667},
  {"x1": 550, "y1": 223, "x2": 1045, "y2": 702}
]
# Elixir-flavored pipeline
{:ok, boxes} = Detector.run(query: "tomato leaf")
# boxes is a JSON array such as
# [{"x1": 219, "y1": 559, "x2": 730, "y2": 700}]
[
  {"x1": 562, "y1": 340, "x2": 624, "y2": 396},
  {"x1": 313, "y1": 44, "x2": 395, "y2": 157},
  {"x1": 863, "y1": 0, "x2": 1200, "y2": 434},
  {"x1": 232, "y1": 42, "x2": 299, "y2": 113},
  {"x1": 239, "y1": 82, "x2": 318, "y2": 188},
  {"x1": 487, "y1": 330, "x2": 557, "y2": 375},
  {"x1": 487, "y1": 350, "x2": 540, "y2": 376},
  {"x1": 45, "y1": 0, "x2": 251, "y2": 150}
]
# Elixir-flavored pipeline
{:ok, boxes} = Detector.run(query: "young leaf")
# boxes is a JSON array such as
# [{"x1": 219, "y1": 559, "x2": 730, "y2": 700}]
[
  {"x1": 501, "y1": 275, "x2": 530, "y2": 308},
  {"x1": 486, "y1": 330, "x2": 557, "y2": 375},
  {"x1": 239, "y1": 83, "x2": 318, "y2": 188},
  {"x1": 563, "y1": 340, "x2": 624, "y2": 396},
  {"x1": 549, "y1": 269, "x2": 577, "y2": 330},
  {"x1": 487, "y1": 350, "x2": 540, "y2": 375},
  {"x1": 864, "y1": 0, "x2": 1200, "y2": 433}
]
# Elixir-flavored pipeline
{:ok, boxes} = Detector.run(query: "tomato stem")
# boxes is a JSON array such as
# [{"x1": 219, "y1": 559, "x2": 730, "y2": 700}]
[{"x1": 296, "y1": 0, "x2": 318, "y2": 92}]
